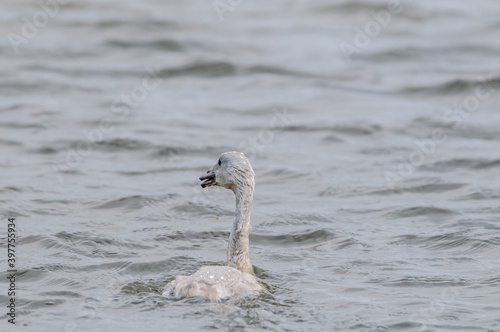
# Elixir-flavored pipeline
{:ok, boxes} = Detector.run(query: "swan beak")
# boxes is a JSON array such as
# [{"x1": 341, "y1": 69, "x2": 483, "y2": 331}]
[{"x1": 200, "y1": 170, "x2": 216, "y2": 188}]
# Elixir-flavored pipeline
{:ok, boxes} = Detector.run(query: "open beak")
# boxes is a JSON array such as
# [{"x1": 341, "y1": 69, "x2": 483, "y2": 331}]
[{"x1": 199, "y1": 170, "x2": 216, "y2": 188}]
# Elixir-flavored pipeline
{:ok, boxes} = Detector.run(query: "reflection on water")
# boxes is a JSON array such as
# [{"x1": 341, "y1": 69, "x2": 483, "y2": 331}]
[{"x1": 1, "y1": 0, "x2": 500, "y2": 330}]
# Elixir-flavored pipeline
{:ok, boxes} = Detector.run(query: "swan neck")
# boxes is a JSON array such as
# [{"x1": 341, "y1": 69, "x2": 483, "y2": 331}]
[
  {"x1": 235, "y1": 188, "x2": 252, "y2": 226},
  {"x1": 226, "y1": 186, "x2": 254, "y2": 273}
]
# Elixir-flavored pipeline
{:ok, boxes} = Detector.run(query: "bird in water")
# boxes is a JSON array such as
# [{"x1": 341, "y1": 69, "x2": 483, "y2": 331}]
[{"x1": 163, "y1": 151, "x2": 264, "y2": 301}]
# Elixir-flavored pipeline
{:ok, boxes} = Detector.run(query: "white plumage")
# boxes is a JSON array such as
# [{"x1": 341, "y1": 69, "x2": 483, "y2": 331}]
[{"x1": 163, "y1": 151, "x2": 264, "y2": 301}]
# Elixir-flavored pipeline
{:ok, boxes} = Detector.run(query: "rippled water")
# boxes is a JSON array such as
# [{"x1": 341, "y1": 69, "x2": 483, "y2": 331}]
[{"x1": 1, "y1": 0, "x2": 500, "y2": 331}]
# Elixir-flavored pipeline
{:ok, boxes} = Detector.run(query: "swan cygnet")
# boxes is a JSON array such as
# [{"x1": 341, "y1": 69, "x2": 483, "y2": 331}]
[{"x1": 163, "y1": 151, "x2": 264, "y2": 301}]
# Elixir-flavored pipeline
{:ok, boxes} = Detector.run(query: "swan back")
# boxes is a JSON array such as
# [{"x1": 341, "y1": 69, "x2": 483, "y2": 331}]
[{"x1": 163, "y1": 266, "x2": 262, "y2": 302}]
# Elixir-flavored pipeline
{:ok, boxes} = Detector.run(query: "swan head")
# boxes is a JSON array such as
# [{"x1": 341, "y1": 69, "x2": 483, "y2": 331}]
[{"x1": 199, "y1": 151, "x2": 255, "y2": 193}]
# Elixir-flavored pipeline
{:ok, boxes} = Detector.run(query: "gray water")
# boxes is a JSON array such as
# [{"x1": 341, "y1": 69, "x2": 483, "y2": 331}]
[{"x1": 1, "y1": 0, "x2": 500, "y2": 331}]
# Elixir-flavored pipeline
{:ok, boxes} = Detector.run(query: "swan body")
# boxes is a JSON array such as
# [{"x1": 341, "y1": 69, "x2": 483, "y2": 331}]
[
  {"x1": 163, "y1": 266, "x2": 262, "y2": 302},
  {"x1": 163, "y1": 151, "x2": 264, "y2": 301}
]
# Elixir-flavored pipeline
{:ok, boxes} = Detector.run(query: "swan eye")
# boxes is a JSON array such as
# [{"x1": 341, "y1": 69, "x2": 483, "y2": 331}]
[{"x1": 218, "y1": 159, "x2": 221, "y2": 166}]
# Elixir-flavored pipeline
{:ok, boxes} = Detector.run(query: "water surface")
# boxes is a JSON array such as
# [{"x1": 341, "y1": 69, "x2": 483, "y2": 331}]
[{"x1": 1, "y1": 0, "x2": 500, "y2": 331}]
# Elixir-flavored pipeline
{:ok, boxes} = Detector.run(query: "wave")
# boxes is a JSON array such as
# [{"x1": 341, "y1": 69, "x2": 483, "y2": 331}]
[
  {"x1": 372, "y1": 181, "x2": 466, "y2": 195},
  {"x1": 397, "y1": 76, "x2": 500, "y2": 95},
  {"x1": 313, "y1": 1, "x2": 389, "y2": 14},
  {"x1": 93, "y1": 194, "x2": 179, "y2": 210},
  {"x1": 390, "y1": 232, "x2": 500, "y2": 254},
  {"x1": 384, "y1": 206, "x2": 455, "y2": 219},
  {"x1": 424, "y1": 158, "x2": 500, "y2": 171},
  {"x1": 282, "y1": 122, "x2": 382, "y2": 136},
  {"x1": 107, "y1": 39, "x2": 186, "y2": 51},
  {"x1": 252, "y1": 229, "x2": 336, "y2": 247}
]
